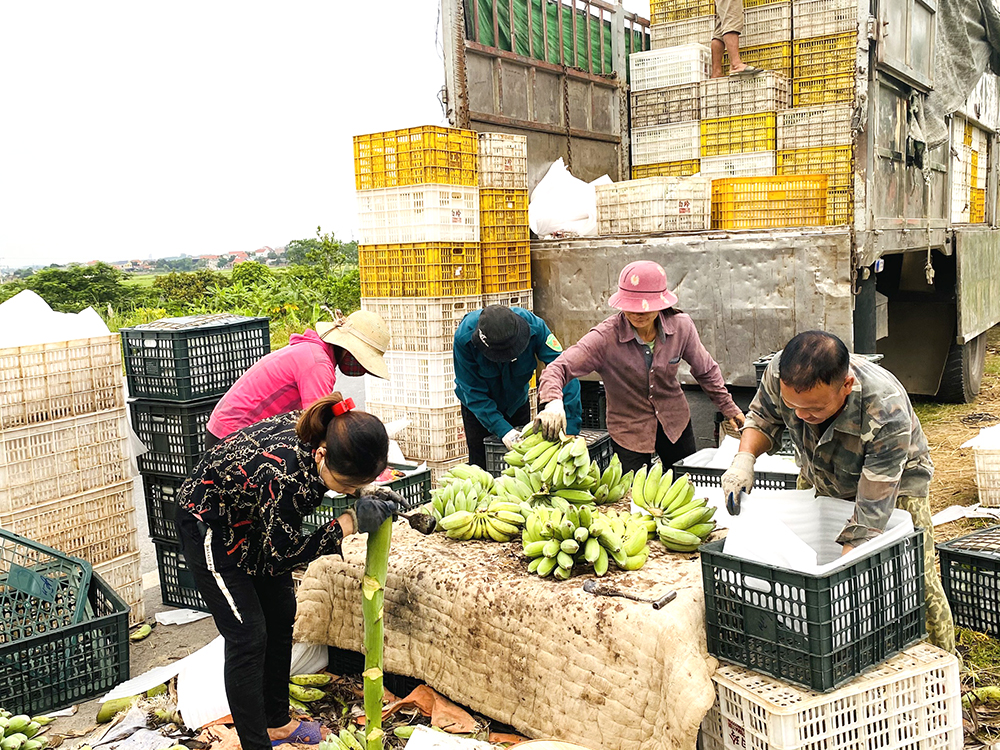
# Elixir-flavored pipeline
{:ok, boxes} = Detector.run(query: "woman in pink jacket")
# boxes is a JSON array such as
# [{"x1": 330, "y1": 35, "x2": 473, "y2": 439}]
[
  {"x1": 206, "y1": 310, "x2": 390, "y2": 447},
  {"x1": 536, "y1": 260, "x2": 744, "y2": 474}
]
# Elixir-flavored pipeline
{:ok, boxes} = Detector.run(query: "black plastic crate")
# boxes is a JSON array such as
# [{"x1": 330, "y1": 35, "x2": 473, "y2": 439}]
[
  {"x1": 673, "y1": 456, "x2": 798, "y2": 490},
  {"x1": 155, "y1": 541, "x2": 209, "y2": 613},
  {"x1": 327, "y1": 646, "x2": 423, "y2": 697},
  {"x1": 754, "y1": 352, "x2": 885, "y2": 388},
  {"x1": 302, "y1": 464, "x2": 432, "y2": 533},
  {"x1": 701, "y1": 529, "x2": 925, "y2": 692},
  {"x1": 131, "y1": 397, "x2": 217, "y2": 478},
  {"x1": 143, "y1": 473, "x2": 185, "y2": 542},
  {"x1": 712, "y1": 411, "x2": 795, "y2": 456},
  {"x1": 1, "y1": 572, "x2": 129, "y2": 714},
  {"x1": 580, "y1": 381, "x2": 607, "y2": 429},
  {"x1": 937, "y1": 525, "x2": 1000, "y2": 638},
  {"x1": 484, "y1": 428, "x2": 614, "y2": 477},
  {"x1": 121, "y1": 314, "x2": 271, "y2": 402}
]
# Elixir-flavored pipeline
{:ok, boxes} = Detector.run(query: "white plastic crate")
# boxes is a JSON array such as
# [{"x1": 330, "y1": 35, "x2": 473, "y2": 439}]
[
  {"x1": 742, "y1": 2, "x2": 792, "y2": 48},
  {"x1": 365, "y1": 351, "x2": 458, "y2": 410},
  {"x1": 0, "y1": 335, "x2": 124, "y2": 430},
  {"x1": 776, "y1": 104, "x2": 854, "y2": 149},
  {"x1": 974, "y1": 447, "x2": 1000, "y2": 507},
  {"x1": 629, "y1": 44, "x2": 711, "y2": 92},
  {"x1": 650, "y1": 17, "x2": 713, "y2": 48},
  {"x1": 361, "y1": 296, "x2": 480, "y2": 354},
  {"x1": 366, "y1": 402, "x2": 466, "y2": 462},
  {"x1": 356, "y1": 184, "x2": 480, "y2": 244},
  {"x1": 631, "y1": 122, "x2": 701, "y2": 165},
  {"x1": 631, "y1": 84, "x2": 701, "y2": 127},
  {"x1": 94, "y1": 552, "x2": 144, "y2": 627},
  {"x1": 700, "y1": 642, "x2": 961, "y2": 750},
  {"x1": 596, "y1": 177, "x2": 711, "y2": 234},
  {"x1": 700, "y1": 152, "x2": 776, "y2": 178},
  {"x1": 482, "y1": 291, "x2": 533, "y2": 311},
  {"x1": 793, "y1": 0, "x2": 859, "y2": 38},
  {"x1": 0, "y1": 480, "x2": 138, "y2": 568},
  {"x1": 478, "y1": 132, "x2": 528, "y2": 189},
  {"x1": 0, "y1": 407, "x2": 133, "y2": 514},
  {"x1": 701, "y1": 73, "x2": 790, "y2": 119}
]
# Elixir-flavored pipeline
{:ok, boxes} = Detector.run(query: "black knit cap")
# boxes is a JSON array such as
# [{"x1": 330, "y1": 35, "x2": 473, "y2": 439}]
[{"x1": 472, "y1": 305, "x2": 531, "y2": 362}]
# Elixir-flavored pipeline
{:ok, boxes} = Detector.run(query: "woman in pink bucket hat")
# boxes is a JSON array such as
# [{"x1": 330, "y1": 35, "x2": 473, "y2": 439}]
[{"x1": 536, "y1": 260, "x2": 744, "y2": 474}]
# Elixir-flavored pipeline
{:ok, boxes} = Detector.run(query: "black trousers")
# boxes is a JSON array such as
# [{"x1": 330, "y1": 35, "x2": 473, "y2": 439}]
[
  {"x1": 611, "y1": 421, "x2": 697, "y2": 476},
  {"x1": 176, "y1": 510, "x2": 296, "y2": 750},
  {"x1": 461, "y1": 401, "x2": 532, "y2": 470}
]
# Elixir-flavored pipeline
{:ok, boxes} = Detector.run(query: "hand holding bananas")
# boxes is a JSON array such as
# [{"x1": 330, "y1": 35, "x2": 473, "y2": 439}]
[
  {"x1": 720, "y1": 451, "x2": 756, "y2": 515},
  {"x1": 632, "y1": 464, "x2": 718, "y2": 551},
  {"x1": 502, "y1": 428, "x2": 522, "y2": 450},
  {"x1": 533, "y1": 399, "x2": 566, "y2": 441},
  {"x1": 354, "y1": 490, "x2": 401, "y2": 534}
]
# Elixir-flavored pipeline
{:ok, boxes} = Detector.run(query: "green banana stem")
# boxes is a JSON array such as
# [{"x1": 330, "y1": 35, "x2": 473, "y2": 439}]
[{"x1": 362, "y1": 518, "x2": 392, "y2": 750}]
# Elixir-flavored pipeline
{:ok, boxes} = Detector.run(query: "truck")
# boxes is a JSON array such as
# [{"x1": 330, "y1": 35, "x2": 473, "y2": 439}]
[{"x1": 440, "y1": 0, "x2": 1000, "y2": 401}]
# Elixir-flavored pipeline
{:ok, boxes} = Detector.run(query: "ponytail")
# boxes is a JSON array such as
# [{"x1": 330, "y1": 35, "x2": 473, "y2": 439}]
[{"x1": 297, "y1": 393, "x2": 389, "y2": 483}]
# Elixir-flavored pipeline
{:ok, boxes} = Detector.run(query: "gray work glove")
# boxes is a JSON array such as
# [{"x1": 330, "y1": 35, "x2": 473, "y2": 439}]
[
  {"x1": 354, "y1": 488, "x2": 401, "y2": 534},
  {"x1": 721, "y1": 451, "x2": 756, "y2": 516},
  {"x1": 532, "y1": 399, "x2": 566, "y2": 442}
]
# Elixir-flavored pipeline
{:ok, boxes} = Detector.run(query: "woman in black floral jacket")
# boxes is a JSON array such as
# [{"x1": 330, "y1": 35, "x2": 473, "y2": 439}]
[{"x1": 175, "y1": 393, "x2": 399, "y2": 749}]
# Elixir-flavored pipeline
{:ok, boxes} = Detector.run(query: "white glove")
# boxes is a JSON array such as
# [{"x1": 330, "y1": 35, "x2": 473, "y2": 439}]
[
  {"x1": 533, "y1": 399, "x2": 566, "y2": 441},
  {"x1": 721, "y1": 451, "x2": 756, "y2": 516},
  {"x1": 502, "y1": 429, "x2": 521, "y2": 450}
]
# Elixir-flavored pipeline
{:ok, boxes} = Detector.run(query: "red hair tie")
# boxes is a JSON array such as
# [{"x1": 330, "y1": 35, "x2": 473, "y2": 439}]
[{"x1": 332, "y1": 397, "x2": 355, "y2": 416}]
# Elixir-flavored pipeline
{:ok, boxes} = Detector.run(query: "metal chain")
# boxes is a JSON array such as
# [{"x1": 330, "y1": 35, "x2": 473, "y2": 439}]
[
  {"x1": 455, "y1": 0, "x2": 470, "y2": 129},
  {"x1": 563, "y1": 68, "x2": 572, "y2": 170}
]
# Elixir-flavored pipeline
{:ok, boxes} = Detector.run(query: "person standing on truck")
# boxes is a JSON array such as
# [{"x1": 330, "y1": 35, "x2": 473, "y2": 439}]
[
  {"x1": 721, "y1": 330, "x2": 955, "y2": 652},
  {"x1": 206, "y1": 310, "x2": 390, "y2": 448},
  {"x1": 453, "y1": 304, "x2": 583, "y2": 469},
  {"x1": 535, "y1": 260, "x2": 744, "y2": 475},
  {"x1": 711, "y1": 0, "x2": 762, "y2": 78},
  {"x1": 175, "y1": 393, "x2": 401, "y2": 750}
]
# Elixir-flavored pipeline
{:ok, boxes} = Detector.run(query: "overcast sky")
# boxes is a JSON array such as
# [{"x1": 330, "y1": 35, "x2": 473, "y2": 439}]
[{"x1": 0, "y1": 1, "x2": 648, "y2": 268}]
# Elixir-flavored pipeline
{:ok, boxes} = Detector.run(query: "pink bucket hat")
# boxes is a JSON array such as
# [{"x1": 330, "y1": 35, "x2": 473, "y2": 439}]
[{"x1": 608, "y1": 260, "x2": 678, "y2": 312}]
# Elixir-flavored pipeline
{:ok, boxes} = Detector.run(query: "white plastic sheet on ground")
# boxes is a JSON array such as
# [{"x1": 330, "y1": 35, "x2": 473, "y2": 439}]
[
  {"x1": 961, "y1": 423, "x2": 1000, "y2": 449},
  {"x1": 528, "y1": 158, "x2": 611, "y2": 238}
]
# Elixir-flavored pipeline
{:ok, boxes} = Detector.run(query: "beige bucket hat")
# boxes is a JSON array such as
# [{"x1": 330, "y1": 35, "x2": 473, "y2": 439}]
[{"x1": 316, "y1": 310, "x2": 390, "y2": 380}]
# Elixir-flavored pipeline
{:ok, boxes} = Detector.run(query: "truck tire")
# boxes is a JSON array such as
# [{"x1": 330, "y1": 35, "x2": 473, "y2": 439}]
[{"x1": 937, "y1": 332, "x2": 987, "y2": 403}]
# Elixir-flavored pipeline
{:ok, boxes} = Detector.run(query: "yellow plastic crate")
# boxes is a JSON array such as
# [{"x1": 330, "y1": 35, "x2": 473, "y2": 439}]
[
  {"x1": 777, "y1": 145, "x2": 853, "y2": 188},
  {"x1": 711, "y1": 175, "x2": 828, "y2": 229},
  {"x1": 827, "y1": 187, "x2": 854, "y2": 225},
  {"x1": 965, "y1": 120, "x2": 974, "y2": 146},
  {"x1": 650, "y1": 0, "x2": 714, "y2": 25},
  {"x1": 481, "y1": 241, "x2": 531, "y2": 294},
  {"x1": 359, "y1": 242, "x2": 482, "y2": 298},
  {"x1": 353, "y1": 126, "x2": 478, "y2": 191},
  {"x1": 632, "y1": 159, "x2": 701, "y2": 179},
  {"x1": 701, "y1": 113, "x2": 776, "y2": 157},
  {"x1": 793, "y1": 32, "x2": 856, "y2": 78},
  {"x1": 972, "y1": 150, "x2": 979, "y2": 188},
  {"x1": 480, "y1": 188, "x2": 529, "y2": 242},
  {"x1": 724, "y1": 42, "x2": 792, "y2": 78},
  {"x1": 972, "y1": 187, "x2": 986, "y2": 223},
  {"x1": 793, "y1": 72, "x2": 855, "y2": 106}
]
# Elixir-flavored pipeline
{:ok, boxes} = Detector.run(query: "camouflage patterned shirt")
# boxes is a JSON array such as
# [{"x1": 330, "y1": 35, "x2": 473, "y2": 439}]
[{"x1": 745, "y1": 354, "x2": 933, "y2": 544}]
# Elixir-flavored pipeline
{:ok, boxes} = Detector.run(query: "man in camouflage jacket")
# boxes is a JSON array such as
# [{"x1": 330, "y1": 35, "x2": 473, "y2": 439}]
[{"x1": 721, "y1": 330, "x2": 954, "y2": 652}]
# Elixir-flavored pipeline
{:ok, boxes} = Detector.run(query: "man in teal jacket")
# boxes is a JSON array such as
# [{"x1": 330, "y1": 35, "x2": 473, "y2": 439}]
[{"x1": 454, "y1": 305, "x2": 583, "y2": 470}]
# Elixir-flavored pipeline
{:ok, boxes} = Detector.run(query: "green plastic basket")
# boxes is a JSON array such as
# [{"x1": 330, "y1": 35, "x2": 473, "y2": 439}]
[{"x1": 301, "y1": 463, "x2": 432, "y2": 533}]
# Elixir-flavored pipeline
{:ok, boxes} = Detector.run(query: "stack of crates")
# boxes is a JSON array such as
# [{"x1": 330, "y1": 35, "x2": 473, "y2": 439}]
[
  {"x1": 356, "y1": 126, "x2": 483, "y2": 483},
  {"x1": 120, "y1": 314, "x2": 270, "y2": 611},
  {"x1": 951, "y1": 115, "x2": 989, "y2": 224},
  {"x1": 0, "y1": 334, "x2": 143, "y2": 625}
]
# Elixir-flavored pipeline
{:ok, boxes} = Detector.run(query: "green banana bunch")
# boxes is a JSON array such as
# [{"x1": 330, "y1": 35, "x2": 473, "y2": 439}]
[
  {"x1": 288, "y1": 684, "x2": 325, "y2": 702},
  {"x1": 317, "y1": 726, "x2": 369, "y2": 750},
  {"x1": 630, "y1": 468, "x2": 717, "y2": 551},
  {"x1": 504, "y1": 431, "x2": 597, "y2": 492},
  {"x1": 438, "y1": 497, "x2": 526, "y2": 542},
  {"x1": 427, "y1": 464, "x2": 496, "y2": 520},
  {"x1": 591, "y1": 453, "x2": 634, "y2": 505},
  {"x1": 0, "y1": 714, "x2": 50, "y2": 750}
]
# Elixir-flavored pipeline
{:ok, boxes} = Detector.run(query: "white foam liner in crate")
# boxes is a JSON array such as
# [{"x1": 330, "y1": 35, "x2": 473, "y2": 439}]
[
  {"x1": 793, "y1": 0, "x2": 860, "y2": 38},
  {"x1": 361, "y1": 296, "x2": 480, "y2": 354},
  {"x1": 365, "y1": 402, "x2": 466, "y2": 463},
  {"x1": 776, "y1": 104, "x2": 854, "y2": 150},
  {"x1": 0, "y1": 406, "x2": 133, "y2": 514},
  {"x1": 631, "y1": 121, "x2": 701, "y2": 166},
  {"x1": 478, "y1": 132, "x2": 527, "y2": 189},
  {"x1": 629, "y1": 43, "x2": 711, "y2": 92},
  {"x1": 596, "y1": 176, "x2": 711, "y2": 234},
  {"x1": 700, "y1": 152, "x2": 776, "y2": 178},
  {"x1": 700, "y1": 642, "x2": 962, "y2": 750},
  {"x1": 741, "y1": 1, "x2": 792, "y2": 48},
  {"x1": 364, "y1": 351, "x2": 458, "y2": 410},
  {"x1": 701, "y1": 73, "x2": 791, "y2": 119},
  {"x1": 356, "y1": 184, "x2": 480, "y2": 245},
  {"x1": 650, "y1": 17, "x2": 713, "y2": 49}
]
